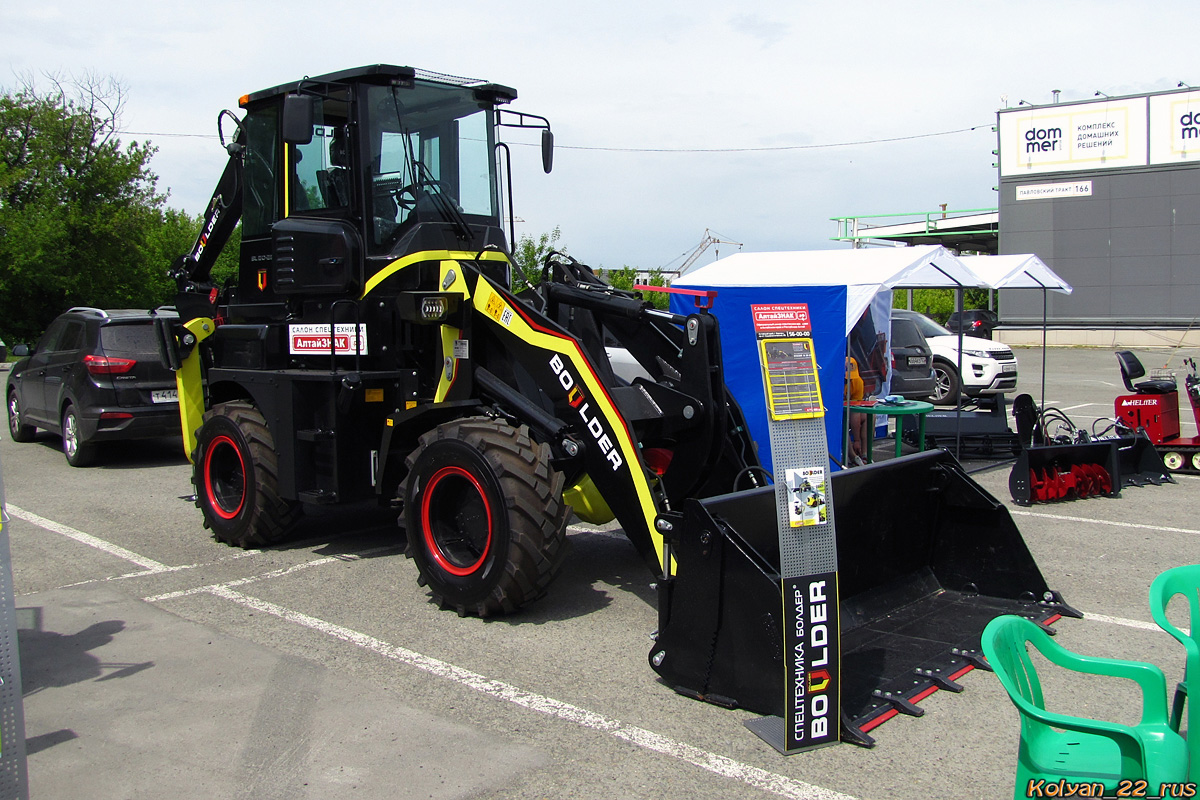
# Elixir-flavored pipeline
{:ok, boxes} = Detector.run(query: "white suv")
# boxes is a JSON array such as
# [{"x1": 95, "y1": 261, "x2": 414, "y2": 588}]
[{"x1": 892, "y1": 309, "x2": 1018, "y2": 405}]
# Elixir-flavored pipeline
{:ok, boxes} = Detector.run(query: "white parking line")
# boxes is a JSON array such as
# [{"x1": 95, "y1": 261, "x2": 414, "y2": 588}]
[
  {"x1": 10, "y1": 506, "x2": 854, "y2": 798},
  {"x1": 162, "y1": 584, "x2": 857, "y2": 800},
  {"x1": 142, "y1": 547, "x2": 400, "y2": 602},
  {"x1": 1082, "y1": 612, "x2": 1160, "y2": 632},
  {"x1": 1010, "y1": 509, "x2": 1200, "y2": 537},
  {"x1": 21, "y1": 505, "x2": 1175, "y2": 799},
  {"x1": 9, "y1": 505, "x2": 174, "y2": 572}
]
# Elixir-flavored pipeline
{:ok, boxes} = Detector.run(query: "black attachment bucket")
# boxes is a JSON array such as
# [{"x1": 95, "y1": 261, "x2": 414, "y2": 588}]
[
  {"x1": 650, "y1": 449, "x2": 1075, "y2": 746},
  {"x1": 1009, "y1": 440, "x2": 1120, "y2": 505},
  {"x1": 1113, "y1": 433, "x2": 1174, "y2": 488}
]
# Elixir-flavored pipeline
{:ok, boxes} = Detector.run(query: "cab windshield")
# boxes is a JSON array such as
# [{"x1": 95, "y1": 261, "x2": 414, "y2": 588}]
[{"x1": 365, "y1": 82, "x2": 498, "y2": 249}]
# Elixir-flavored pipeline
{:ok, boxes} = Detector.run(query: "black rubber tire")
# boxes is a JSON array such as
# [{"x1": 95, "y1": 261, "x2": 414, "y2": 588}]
[
  {"x1": 192, "y1": 400, "x2": 301, "y2": 548},
  {"x1": 7, "y1": 391, "x2": 36, "y2": 443},
  {"x1": 402, "y1": 417, "x2": 569, "y2": 617},
  {"x1": 61, "y1": 403, "x2": 96, "y2": 467},
  {"x1": 931, "y1": 359, "x2": 961, "y2": 406}
]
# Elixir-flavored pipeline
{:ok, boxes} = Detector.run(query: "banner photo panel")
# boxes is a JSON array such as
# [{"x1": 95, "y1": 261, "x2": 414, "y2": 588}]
[{"x1": 999, "y1": 97, "x2": 1147, "y2": 176}]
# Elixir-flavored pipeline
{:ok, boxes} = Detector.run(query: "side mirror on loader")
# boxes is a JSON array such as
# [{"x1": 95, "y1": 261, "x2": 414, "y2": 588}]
[
  {"x1": 541, "y1": 129, "x2": 554, "y2": 173},
  {"x1": 282, "y1": 94, "x2": 315, "y2": 145}
]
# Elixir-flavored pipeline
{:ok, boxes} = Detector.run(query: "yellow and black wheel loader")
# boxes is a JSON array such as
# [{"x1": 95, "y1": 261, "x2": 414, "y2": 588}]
[{"x1": 158, "y1": 64, "x2": 1075, "y2": 747}]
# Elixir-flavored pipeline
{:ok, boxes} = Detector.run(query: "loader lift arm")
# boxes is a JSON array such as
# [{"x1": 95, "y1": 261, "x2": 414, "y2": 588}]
[{"x1": 170, "y1": 110, "x2": 246, "y2": 317}]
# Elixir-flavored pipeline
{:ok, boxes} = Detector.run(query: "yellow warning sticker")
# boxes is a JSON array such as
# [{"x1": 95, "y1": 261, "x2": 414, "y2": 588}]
[{"x1": 485, "y1": 292, "x2": 505, "y2": 322}]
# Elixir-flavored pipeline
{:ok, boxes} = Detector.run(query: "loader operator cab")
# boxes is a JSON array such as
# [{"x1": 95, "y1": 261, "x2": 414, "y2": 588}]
[{"x1": 227, "y1": 65, "x2": 550, "y2": 308}]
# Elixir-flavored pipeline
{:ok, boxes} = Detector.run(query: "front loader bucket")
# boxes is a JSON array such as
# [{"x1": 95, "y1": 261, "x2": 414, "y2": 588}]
[
  {"x1": 1009, "y1": 440, "x2": 1121, "y2": 505},
  {"x1": 651, "y1": 449, "x2": 1075, "y2": 746}
]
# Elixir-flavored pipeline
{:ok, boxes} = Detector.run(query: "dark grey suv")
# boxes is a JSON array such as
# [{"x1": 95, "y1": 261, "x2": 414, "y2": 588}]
[
  {"x1": 6, "y1": 307, "x2": 181, "y2": 466},
  {"x1": 888, "y1": 315, "x2": 937, "y2": 400}
]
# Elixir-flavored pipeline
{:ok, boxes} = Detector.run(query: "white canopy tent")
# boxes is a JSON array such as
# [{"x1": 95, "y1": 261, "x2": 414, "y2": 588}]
[
  {"x1": 959, "y1": 254, "x2": 1074, "y2": 413},
  {"x1": 678, "y1": 245, "x2": 987, "y2": 336},
  {"x1": 958, "y1": 254, "x2": 1073, "y2": 295}
]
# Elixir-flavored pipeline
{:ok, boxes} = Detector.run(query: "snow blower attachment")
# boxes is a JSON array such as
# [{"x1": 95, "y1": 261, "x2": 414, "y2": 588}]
[
  {"x1": 1009, "y1": 393, "x2": 1172, "y2": 505},
  {"x1": 651, "y1": 448, "x2": 1077, "y2": 747}
]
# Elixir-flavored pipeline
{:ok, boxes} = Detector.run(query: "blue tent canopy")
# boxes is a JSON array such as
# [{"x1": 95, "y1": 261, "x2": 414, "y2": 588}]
[{"x1": 671, "y1": 246, "x2": 982, "y2": 469}]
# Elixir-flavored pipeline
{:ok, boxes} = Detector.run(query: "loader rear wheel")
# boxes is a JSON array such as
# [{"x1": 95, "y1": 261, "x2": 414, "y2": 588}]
[
  {"x1": 193, "y1": 400, "x2": 301, "y2": 548},
  {"x1": 1192, "y1": 452, "x2": 1200, "y2": 472},
  {"x1": 402, "y1": 417, "x2": 569, "y2": 617}
]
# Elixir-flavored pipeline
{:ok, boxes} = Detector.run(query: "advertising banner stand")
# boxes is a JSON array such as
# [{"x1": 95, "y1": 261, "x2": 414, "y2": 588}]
[{"x1": 741, "y1": 304, "x2": 841, "y2": 754}]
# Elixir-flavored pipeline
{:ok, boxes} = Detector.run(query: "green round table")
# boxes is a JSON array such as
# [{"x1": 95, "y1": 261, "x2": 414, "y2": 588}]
[{"x1": 846, "y1": 400, "x2": 934, "y2": 463}]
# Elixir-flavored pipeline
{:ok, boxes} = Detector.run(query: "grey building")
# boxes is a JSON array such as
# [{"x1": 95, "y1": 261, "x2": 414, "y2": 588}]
[{"x1": 998, "y1": 89, "x2": 1200, "y2": 327}]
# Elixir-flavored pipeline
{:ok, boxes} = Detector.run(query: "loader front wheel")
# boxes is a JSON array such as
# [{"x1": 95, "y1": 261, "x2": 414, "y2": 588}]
[
  {"x1": 403, "y1": 417, "x2": 569, "y2": 617},
  {"x1": 193, "y1": 400, "x2": 301, "y2": 548}
]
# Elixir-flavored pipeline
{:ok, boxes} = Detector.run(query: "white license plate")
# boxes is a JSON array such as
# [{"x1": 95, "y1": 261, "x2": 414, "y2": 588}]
[
  {"x1": 1001, "y1": 363, "x2": 1017, "y2": 374},
  {"x1": 151, "y1": 389, "x2": 178, "y2": 404},
  {"x1": 907, "y1": 356, "x2": 928, "y2": 367}
]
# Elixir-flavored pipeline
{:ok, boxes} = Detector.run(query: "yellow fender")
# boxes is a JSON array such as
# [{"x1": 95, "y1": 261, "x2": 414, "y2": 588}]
[{"x1": 174, "y1": 317, "x2": 216, "y2": 461}]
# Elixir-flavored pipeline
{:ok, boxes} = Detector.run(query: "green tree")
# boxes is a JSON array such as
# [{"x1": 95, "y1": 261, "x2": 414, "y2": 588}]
[
  {"x1": 0, "y1": 75, "x2": 176, "y2": 343},
  {"x1": 893, "y1": 288, "x2": 991, "y2": 323},
  {"x1": 511, "y1": 225, "x2": 564, "y2": 288},
  {"x1": 600, "y1": 266, "x2": 671, "y2": 310}
]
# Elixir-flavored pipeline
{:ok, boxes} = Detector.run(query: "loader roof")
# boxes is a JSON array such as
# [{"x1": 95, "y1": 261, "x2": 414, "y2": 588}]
[{"x1": 242, "y1": 64, "x2": 517, "y2": 106}]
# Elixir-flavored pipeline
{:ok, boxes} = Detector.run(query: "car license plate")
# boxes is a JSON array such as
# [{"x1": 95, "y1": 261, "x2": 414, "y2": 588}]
[
  {"x1": 907, "y1": 356, "x2": 927, "y2": 367},
  {"x1": 1001, "y1": 363, "x2": 1017, "y2": 374},
  {"x1": 151, "y1": 389, "x2": 178, "y2": 404}
]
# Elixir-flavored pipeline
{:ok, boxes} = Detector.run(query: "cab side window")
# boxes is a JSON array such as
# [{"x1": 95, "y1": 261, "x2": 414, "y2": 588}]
[
  {"x1": 243, "y1": 106, "x2": 280, "y2": 238},
  {"x1": 288, "y1": 91, "x2": 351, "y2": 215}
]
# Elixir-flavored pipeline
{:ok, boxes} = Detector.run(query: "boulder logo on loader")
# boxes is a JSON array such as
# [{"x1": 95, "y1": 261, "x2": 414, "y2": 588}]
[{"x1": 548, "y1": 354, "x2": 623, "y2": 471}]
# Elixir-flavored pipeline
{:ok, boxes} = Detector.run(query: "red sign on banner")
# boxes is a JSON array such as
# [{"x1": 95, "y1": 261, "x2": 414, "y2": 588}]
[{"x1": 751, "y1": 304, "x2": 811, "y2": 333}]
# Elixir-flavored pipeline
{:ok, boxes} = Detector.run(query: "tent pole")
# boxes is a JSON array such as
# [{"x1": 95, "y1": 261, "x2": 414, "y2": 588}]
[
  {"x1": 1037, "y1": 278, "x2": 1048, "y2": 417},
  {"x1": 955, "y1": 285, "x2": 964, "y2": 460},
  {"x1": 929, "y1": 263, "x2": 971, "y2": 461}
]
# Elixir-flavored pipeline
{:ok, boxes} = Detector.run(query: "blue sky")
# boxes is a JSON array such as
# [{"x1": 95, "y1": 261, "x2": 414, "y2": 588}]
[{"x1": 2, "y1": 1, "x2": 1191, "y2": 272}]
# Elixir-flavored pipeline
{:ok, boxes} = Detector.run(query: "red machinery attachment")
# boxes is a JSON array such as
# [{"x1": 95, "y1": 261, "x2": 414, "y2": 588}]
[
  {"x1": 1023, "y1": 461, "x2": 1113, "y2": 504},
  {"x1": 1012, "y1": 442, "x2": 1119, "y2": 505}
]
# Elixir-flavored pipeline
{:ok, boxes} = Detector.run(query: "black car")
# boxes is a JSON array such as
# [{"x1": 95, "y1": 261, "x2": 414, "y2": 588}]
[
  {"x1": 946, "y1": 308, "x2": 999, "y2": 339},
  {"x1": 6, "y1": 307, "x2": 181, "y2": 466},
  {"x1": 888, "y1": 315, "x2": 937, "y2": 400}
]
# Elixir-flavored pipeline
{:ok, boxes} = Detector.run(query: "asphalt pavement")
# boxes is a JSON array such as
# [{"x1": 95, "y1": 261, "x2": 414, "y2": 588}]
[{"x1": 3, "y1": 344, "x2": 1200, "y2": 800}]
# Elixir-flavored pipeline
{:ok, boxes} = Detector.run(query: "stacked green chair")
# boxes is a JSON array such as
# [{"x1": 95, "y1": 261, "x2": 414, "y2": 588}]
[
  {"x1": 1149, "y1": 564, "x2": 1200, "y2": 781},
  {"x1": 982, "y1": 614, "x2": 1188, "y2": 799}
]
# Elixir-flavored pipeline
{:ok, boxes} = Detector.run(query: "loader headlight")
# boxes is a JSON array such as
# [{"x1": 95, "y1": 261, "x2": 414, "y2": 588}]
[
  {"x1": 421, "y1": 297, "x2": 449, "y2": 321},
  {"x1": 397, "y1": 292, "x2": 461, "y2": 325}
]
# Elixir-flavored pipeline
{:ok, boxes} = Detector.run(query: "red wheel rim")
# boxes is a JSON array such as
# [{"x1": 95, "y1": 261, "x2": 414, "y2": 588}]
[
  {"x1": 204, "y1": 434, "x2": 246, "y2": 520},
  {"x1": 421, "y1": 465, "x2": 493, "y2": 576}
]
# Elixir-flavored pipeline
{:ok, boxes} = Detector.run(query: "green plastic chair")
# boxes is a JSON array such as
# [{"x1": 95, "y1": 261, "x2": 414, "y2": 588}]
[
  {"x1": 982, "y1": 614, "x2": 1189, "y2": 799},
  {"x1": 1149, "y1": 564, "x2": 1200, "y2": 781}
]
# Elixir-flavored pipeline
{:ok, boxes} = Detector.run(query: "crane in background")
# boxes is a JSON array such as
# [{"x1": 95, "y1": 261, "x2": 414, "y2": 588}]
[{"x1": 663, "y1": 229, "x2": 743, "y2": 279}]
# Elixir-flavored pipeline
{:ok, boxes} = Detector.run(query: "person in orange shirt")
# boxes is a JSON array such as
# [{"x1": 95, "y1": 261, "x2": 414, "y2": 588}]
[{"x1": 845, "y1": 356, "x2": 868, "y2": 466}]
